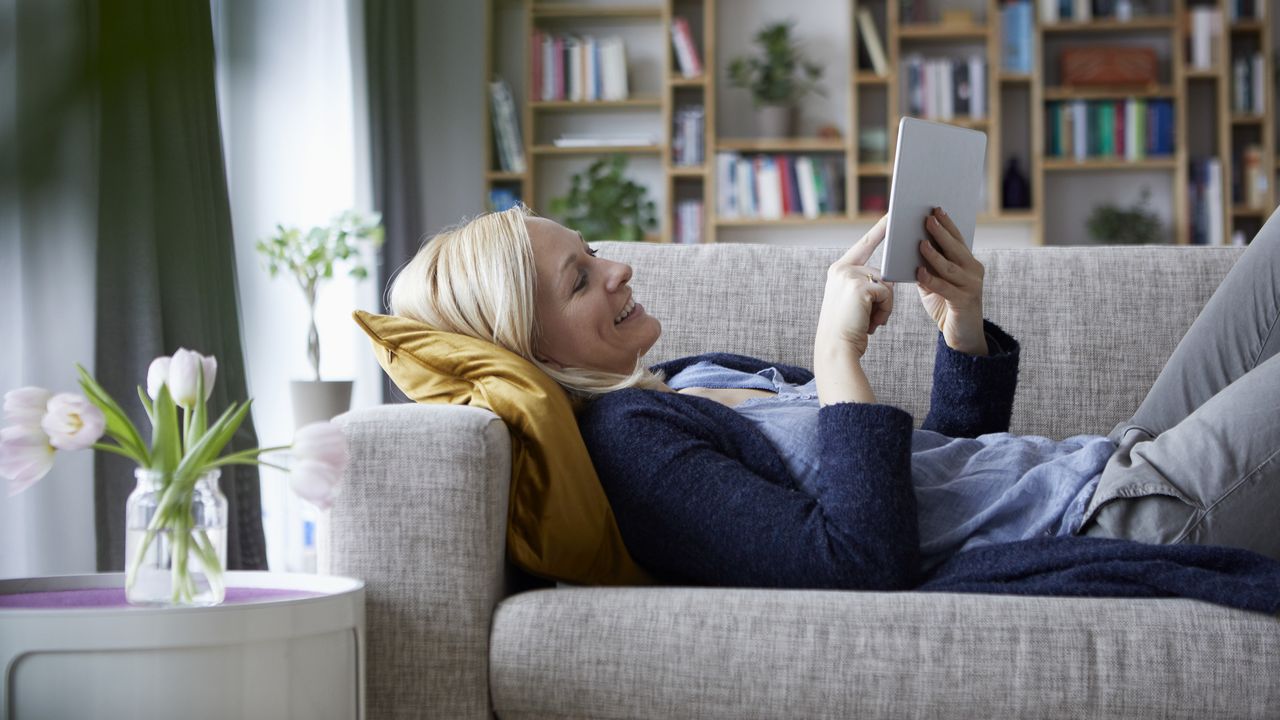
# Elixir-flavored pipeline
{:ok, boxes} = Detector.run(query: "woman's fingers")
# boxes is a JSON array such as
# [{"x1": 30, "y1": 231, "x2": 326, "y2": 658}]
[
  {"x1": 917, "y1": 263, "x2": 959, "y2": 298},
  {"x1": 919, "y1": 238, "x2": 964, "y2": 285},
  {"x1": 925, "y1": 208, "x2": 978, "y2": 269},
  {"x1": 839, "y1": 214, "x2": 888, "y2": 266}
]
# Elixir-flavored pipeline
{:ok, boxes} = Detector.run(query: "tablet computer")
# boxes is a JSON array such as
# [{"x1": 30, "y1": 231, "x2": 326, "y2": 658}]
[{"x1": 880, "y1": 117, "x2": 987, "y2": 283}]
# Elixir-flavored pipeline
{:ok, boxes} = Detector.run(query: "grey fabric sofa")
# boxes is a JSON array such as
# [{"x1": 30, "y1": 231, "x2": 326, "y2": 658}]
[{"x1": 326, "y1": 235, "x2": 1280, "y2": 719}]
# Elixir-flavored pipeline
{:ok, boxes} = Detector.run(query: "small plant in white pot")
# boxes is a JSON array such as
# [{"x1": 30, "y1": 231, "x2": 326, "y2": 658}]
[
  {"x1": 727, "y1": 20, "x2": 825, "y2": 137},
  {"x1": 256, "y1": 210, "x2": 383, "y2": 427}
]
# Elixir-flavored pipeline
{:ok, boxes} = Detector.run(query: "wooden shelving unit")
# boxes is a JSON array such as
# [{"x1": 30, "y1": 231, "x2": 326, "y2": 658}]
[{"x1": 484, "y1": 0, "x2": 1275, "y2": 246}]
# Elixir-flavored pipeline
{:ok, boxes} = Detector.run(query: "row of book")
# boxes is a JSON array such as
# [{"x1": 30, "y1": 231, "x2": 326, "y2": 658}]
[
  {"x1": 1189, "y1": 157, "x2": 1224, "y2": 246},
  {"x1": 672, "y1": 106, "x2": 705, "y2": 167},
  {"x1": 673, "y1": 200, "x2": 704, "y2": 244},
  {"x1": 1188, "y1": 8, "x2": 1223, "y2": 71},
  {"x1": 670, "y1": 17, "x2": 703, "y2": 78},
  {"x1": 1045, "y1": 99, "x2": 1175, "y2": 160},
  {"x1": 531, "y1": 32, "x2": 629, "y2": 102},
  {"x1": 489, "y1": 79, "x2": 526, "y2": 173},
  {"x1": 1001, "y1": 1, "x2": 1034, "y2": 75},
  {"x1": 715, "y1": 153, "x2": 847, "y2": 220},
  {"x1": 903, "y1": 54, "x2": 987, "y2": 121},
  {"x1": 1226, "y1": 0, "x2": 1266, "y2": 21},
  {"x1": 1231, "y1": 53, "x2": 1267, "y2": 115},
  {"x1": 1039, "y1": 0, "x2": 1139, "y2": 22}
]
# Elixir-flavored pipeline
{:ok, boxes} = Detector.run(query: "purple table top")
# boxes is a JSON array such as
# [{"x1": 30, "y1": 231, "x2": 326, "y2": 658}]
[{"x1": 0, "y1": 586, "x2": 325, "y2": 609}]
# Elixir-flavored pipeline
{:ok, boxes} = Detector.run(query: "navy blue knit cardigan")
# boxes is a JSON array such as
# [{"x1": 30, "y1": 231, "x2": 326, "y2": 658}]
[{"x1": 577, "y1": 320, "x2": 1280, "y2": 613}]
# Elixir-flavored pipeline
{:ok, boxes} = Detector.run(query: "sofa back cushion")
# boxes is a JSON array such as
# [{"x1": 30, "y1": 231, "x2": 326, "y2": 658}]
[{"x1": 597, "y1": 242, "x2": 1244, "y2": 439}]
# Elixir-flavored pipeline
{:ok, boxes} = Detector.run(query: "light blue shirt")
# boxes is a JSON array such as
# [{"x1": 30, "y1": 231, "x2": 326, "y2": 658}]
[{"x1": 667, "y1": 361, "x2": 1114, "y2": 571}]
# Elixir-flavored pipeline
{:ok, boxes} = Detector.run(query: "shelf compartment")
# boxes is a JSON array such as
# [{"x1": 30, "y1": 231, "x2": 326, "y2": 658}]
[
  {"x1": 669, "y1": 165, "x2": 708, "y2": 177},
  {"x1": 716, "y1": 138, "x2": 847, "y2": 152},
  {"x1": 532, "y1": 98, "x2": 662, "y2": 110},
  {"x1": 716, "y1": 214, "x2": 858, "y2": 227},
  {"x1": 1042, "y1": 157, "x2": 1177, "y2": 171},
  {"x1": 897, "y1": 24, "x2": 989, "y2": 41},
  {"x1": 532, "y1": 144, "x2": 664, "y2": 155},
  {"x1": 532, "y1": 4, "x2": 663, "y2": 19},
  {"x1": 1043, "y1": 85, "x2": 1175, "y2": 100},
  {"x1": 1040, "y1": 18, "x2": 1176, "y2": 33}
]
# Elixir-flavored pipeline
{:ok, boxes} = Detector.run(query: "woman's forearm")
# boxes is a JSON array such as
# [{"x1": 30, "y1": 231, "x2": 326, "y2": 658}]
[{"x1": 814, "y1": 344, "x2": 877, "y2": 406}]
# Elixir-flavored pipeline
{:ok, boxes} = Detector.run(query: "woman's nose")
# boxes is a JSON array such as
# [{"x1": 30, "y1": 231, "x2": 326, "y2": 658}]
[{"x1": 605, "y1": 261, "x2": 632, "y2": 291}]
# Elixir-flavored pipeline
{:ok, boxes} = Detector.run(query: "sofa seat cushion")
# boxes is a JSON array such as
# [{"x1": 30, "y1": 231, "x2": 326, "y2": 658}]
[{"x1": 490, "y1": 587, "x2": 1280, "y2": 719}]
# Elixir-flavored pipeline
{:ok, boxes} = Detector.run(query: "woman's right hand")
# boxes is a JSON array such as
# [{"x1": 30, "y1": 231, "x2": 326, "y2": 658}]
[{"x1": 815, "y1": 215, "x2": 894, "y2": 360}]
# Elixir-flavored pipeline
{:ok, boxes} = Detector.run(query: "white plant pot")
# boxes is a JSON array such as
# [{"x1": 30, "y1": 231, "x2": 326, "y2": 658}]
[
  {"x1": 756, "y1": 104, "x2": 794, "y2": 138},
  {"x1": 291, "y1": 380, "x2": 354, "y2": 429}
]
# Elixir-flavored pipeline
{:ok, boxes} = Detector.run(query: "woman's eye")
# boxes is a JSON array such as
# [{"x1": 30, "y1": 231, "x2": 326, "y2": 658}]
[
  {"x1": 586, "y1": 247, "x2": 598, "y2": 258},
  {"x1": 574, "y1": 271, "x2": 587, "y2": 293}
]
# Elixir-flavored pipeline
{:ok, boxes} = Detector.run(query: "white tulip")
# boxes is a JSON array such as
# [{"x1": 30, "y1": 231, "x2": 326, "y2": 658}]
[
  {"x1": 146, "y1": 356, "x2": 171, "y2": 400},
  {"x1": 41, "y1": 393, "x2": 106, "y2": 451},
  {"x1": 289, "y1": 421, "x2": 348, "y2": 510},
  {"x1": 164, "y1": 349, "x2": 218, "y2": 408},
  {"x1": 4, "y1": 387, "x2": 52, "y2": 429},
  {"x1": 0, "y1": 424, "x2": 55, "y2": 496}
]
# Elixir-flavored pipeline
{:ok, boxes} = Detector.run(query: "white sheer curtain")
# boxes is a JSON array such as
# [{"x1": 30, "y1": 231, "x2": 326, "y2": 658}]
[
  {"x1": 0, "y1": 0, "x2": 98, "y2": 579},
  {"x1": 212, "y1": 0, "x2": 378, "y2": 572}
]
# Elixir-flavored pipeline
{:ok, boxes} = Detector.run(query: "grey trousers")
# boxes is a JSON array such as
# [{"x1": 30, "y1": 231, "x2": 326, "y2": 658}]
[{"x1": 1080, "y1": 212, "x2": 1280, "y2": 561}]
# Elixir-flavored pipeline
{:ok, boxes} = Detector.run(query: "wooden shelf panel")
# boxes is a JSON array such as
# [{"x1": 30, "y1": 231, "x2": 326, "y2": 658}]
[
  {"x1": 1000, "y1": 73, "x2": 1033, "y2": 83},
  {"x1": 1041, "y1": 17, "x2": 1176, "y2": 33},
  {"x1": 669, "y1": 165, "x2": 708, "y2": 177},
  {"x1": 716, "y1": 214, "x2": 859, "y2": 227},
  {"x1": 669, "y1": 75, "x2": 707, "y2": 87},
  {"x1": 716, "y1": 138, "x2": 847, "y2": 152},
  {"x1": 1231, "y1": 114, "x2": 1266, "y2": 125},
  {"x1": 486, "y1": 171, "x2": 526, "y2": 181},
  {"x1": 898, "y1": 24, "x2": 989, "y2": 41},
  {"x1": 1042, "y1": 158, "x2": 1177, "y2": 171},
  {"x1": 856, "y1": 163, "x2": 892, "y2": 176},
  {"x1": 854, "y1": 71, "x2": 890, "y2": 84},
  {"x1": 531, "y1": 4, "x2": 662, "y2": 19},
  {"x1": 1044, "y1": 85, "x2": 1175, "y2": 100},
  {"x1": 532, "y1": 98, "x2": 662, "y2": 110},
  {"x1": 1229, "y1": 20, "x2": 1265, "y2": 32},
  {"x1": 1232, "y1": 206, "x2": 1269, "y2": 217},
  {"x1": 1185, "y1": 68, "x2": 1221, "y2": 79},
  {"x1": 979, "y1": 210, "x2": 1038, "y2": 224},
  {"x1": 532, "y1": 144, "x2": 664, "y2": 155}
]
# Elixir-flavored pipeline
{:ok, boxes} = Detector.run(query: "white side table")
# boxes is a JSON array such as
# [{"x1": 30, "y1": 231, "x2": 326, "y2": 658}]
[{"x1": 0, "y1": 571, "x2": 365, "y2": 720}]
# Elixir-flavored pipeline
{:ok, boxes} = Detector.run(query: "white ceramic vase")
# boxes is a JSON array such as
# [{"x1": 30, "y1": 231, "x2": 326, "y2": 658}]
[{"x1": 291, "y1": 380, "x2": 353, "y2": 428}]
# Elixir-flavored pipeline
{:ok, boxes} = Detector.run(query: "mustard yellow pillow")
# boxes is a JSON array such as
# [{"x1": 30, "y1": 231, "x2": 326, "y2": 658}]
[{"x1": 352, "y1": 310, "x2": 655, "y2": 586}]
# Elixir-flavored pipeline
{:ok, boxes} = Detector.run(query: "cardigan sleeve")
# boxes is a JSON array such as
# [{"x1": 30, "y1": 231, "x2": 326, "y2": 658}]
[
  {"x1": 920, "y1": 319, "x2": 1021, "y2": 438},
  {"x1": 578, "y1": 391, "x2": 919, "y2": 590}
]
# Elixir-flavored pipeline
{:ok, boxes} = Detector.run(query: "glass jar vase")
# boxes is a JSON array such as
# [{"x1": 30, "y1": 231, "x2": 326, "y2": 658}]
[{"x1": 124, "y1": 468, "x2": 228, "y2": 606}]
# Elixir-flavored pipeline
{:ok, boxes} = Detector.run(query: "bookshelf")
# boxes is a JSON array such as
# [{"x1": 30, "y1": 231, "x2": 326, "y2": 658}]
[{"x1": 484, "y1": 0, "x2": 1276, "y2": 246}]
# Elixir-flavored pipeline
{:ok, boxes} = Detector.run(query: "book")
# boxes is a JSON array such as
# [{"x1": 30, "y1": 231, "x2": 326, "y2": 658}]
[
  {"x1": 552, "y1": 135, "x2": 656, "y2": 147},
  {"x1": 756, "y1": 156, "x2": 783, "y2": 219},
  {"x1": 716, "y1": 153, "x2": 738, "y2": 217},
  {"x1": 969, "y1": 55, "x2": 985, "y2": 119},
  {"x1": 488, "y1": 78, "x2": 525, "y2": 172},
  {"x1": 600, "y1": 36, "x2": 629, "y2": 101},
  {"x1": 794, "y1": 156, "x2": 820, "y2": 218},
  {"x1": 488, "y1": 187, "x2": 520, "y2": 212},
  {"x1": 671, "y1": 17, "x2": 703, "y2": 77},
  {"x1": 856, "y1": 8, "x2": 889, "y2": 77}
]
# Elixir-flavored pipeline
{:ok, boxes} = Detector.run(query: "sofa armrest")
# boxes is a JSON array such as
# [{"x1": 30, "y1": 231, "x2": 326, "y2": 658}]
[{"x1": 325, "y1": 403, "x2": 511, "y2": 719}]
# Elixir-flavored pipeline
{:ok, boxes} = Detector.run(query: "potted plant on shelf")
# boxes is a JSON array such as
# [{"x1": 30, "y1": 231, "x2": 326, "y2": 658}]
[
  {"x1": 549, "y1": 155, "x2": 657, "y2": 242},
  {"x1": 256, "y1": 210, "x2": 383, "y2": 427},
  {"x1": 1087, "y1": 188, "x2": 1163, "y2": 245},
  {"x1": 727, "y1": 20, "x2": 825, "y2": 138}
]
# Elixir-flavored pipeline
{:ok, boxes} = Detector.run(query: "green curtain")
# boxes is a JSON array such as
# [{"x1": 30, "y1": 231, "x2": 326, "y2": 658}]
[{"x1": 92, "y1": 0, "x2": 266, "y2": 571}]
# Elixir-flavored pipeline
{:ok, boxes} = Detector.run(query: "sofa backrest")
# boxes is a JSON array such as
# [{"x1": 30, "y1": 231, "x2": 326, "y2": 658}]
[{"x1": 595, "y1": 241, "x2": 1245, "y2": 440}]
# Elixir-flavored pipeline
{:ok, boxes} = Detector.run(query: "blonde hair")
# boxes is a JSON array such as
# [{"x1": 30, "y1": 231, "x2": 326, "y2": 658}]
[{"x1": 388, "y1": 204, "x2": 666, "y2": 402}]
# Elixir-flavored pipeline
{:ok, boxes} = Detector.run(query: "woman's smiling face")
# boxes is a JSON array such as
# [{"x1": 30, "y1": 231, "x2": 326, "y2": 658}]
[{"x1": 528, "y1": 217, "x2": 662, "y2": 374}]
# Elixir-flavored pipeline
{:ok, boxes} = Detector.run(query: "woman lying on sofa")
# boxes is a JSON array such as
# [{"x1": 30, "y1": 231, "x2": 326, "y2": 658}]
[{"x1": 387, "y1": 204, "x2": 1280, "y2": 591}]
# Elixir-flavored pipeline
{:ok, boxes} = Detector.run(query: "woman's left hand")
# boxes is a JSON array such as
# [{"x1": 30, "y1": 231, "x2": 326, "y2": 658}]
[{"x1": 916, "y1": 207, "x2": 988, "y2": 355}]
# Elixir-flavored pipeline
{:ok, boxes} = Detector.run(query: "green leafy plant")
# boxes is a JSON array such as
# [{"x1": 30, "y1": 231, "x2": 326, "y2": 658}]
[
  {"x1": 728, "y1": 21, "x2": 825, "y2": 106},
  {"x1": 1087, "y1": 188, "x2": 1163, "y2": 245},
  {"x1": 256, "y1": 210, "x2": 384, "y2": 380},
  {"x1": 549, "y1": 155, "x2": 657, "y2": 242}
]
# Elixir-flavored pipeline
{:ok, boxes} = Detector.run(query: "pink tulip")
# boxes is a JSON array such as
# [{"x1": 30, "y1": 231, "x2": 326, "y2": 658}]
[
  {"x1": 0, "y1": 425, "x2": 55, "y2": 496},
  {"x1": 289, "y1": 421, "x2": 348, "y2": 510},
  {"x1": 4, "y1": 387, "x2": 52, "y2": 429},
  {"x1": 41, "y1": 393, "x2": 106, "y2": 451}
]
